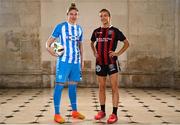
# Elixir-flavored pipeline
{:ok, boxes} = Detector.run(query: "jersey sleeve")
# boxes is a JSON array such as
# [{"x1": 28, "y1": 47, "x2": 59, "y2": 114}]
[
  {"x1": 117, "y1": 29, "x2": 126, "y2": 42},
  {"x1": 51, "y1": 24, "x2": 61, "y2": 38},
  {"x1": 90, "y1": 30, "x2": 96, "y2": 42}
]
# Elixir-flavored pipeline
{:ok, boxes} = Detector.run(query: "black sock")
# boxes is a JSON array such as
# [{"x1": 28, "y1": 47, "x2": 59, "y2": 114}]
[
  {"x1": 100, "y1": 105, "x2": 105, "y2": 112},
  {"x1": 112, "y1": 107, "x2": 118, "y2": 115}
]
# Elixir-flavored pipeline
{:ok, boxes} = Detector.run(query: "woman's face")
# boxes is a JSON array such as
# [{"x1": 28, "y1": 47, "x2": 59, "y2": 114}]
[
  {"x1": 99, "y1": 11, "x2": 110, "y2": 25},
  {"x1": 67, "y1": 9, "x2": 78, "y2": 24}
]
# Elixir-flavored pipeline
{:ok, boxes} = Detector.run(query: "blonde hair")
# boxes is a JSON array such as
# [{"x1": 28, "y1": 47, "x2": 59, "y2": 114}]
[{"x1": 67, "y1": 3, "x2": 78, "y2": 15}]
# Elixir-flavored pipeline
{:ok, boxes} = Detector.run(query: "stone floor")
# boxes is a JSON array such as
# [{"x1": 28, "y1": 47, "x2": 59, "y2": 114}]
[{"x1": 0, "y1": 88, "x2": 180, "y2": 125}]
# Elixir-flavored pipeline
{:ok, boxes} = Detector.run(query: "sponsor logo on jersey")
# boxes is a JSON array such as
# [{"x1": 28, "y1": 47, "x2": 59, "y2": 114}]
[
  {"x1": 96, "y1": 37, "x2": 112, "y2": 42},
  {"x1": 109, "y1": 64, "x2": 116, "y2": 71},
  {"x1": 66, "y1": 35, "x2": 80, "y2": 41}
]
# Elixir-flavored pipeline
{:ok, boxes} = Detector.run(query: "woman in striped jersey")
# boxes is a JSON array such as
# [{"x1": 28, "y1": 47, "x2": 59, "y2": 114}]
[{"x1": 46, "y1": 3, "x2": 85, "y2": 124}]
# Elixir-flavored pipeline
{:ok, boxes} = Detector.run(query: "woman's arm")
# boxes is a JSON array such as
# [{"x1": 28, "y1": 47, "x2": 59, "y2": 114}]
[
  {"x1": 46, "y1": 37, "x2": 57, "y2": 57},
  {"x1": 79, "y1": 42, "x2": 84, "y2": 69},
  {"x1": 109, "y1": 39, "x2": 129, "y2": 57},
  {"x1": 90, "y1": 41, "x2": 98, "y2": 58}
]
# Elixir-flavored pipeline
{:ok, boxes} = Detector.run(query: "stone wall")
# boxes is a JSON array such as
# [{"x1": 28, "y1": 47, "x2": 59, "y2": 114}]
[
  {"x1": 0, "y1": 0, "x2": 180, "y2": 88},
  {"x1": 0, "y1": 0, "x2": 50, "y2": 88},
  {"x1": 174, "y1": 0, "x2": 180, "y2": 88},
  {"x1": 126, "y1": 0, "x2": 177, "y2": 88}
]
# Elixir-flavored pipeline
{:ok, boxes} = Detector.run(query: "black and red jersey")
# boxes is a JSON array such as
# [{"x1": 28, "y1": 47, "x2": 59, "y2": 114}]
[{"x1": 91, "y1": 26, "x2": 126, "y2": 65}]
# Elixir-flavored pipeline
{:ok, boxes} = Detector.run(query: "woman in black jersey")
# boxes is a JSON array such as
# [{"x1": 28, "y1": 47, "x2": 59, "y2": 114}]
[{"x1": 90, "y1": 9, "x2": 129, "y2": 124}]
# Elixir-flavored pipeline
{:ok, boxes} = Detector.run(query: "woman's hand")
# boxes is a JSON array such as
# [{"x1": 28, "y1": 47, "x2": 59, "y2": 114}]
[
  {"x1": 46, "y1": 37, "x2": 58, "y2": 57},
  {"x1": 47, "y1": 47, "x2": 58, "y2": 57},
  {"x1": 93, "y1": 51, "x2": 99, "y2": 58},
  {"x1": 109, "y1": 51, "x2": 119, "y2": 57}
]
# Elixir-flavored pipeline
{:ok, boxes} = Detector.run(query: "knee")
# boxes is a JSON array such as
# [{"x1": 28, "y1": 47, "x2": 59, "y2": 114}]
[
  {"x1": 69, "y1": 82, "x2": 77, "y2": 85},
  {"x1": 56, "y1": 82, "x2": 64, "y2": 86},
  {"x1": 112, "y1": 86, "x2": 119, "y2": 93},
  {"x1": 99, "y1": 84, "x2": 106, "y2": 92}
]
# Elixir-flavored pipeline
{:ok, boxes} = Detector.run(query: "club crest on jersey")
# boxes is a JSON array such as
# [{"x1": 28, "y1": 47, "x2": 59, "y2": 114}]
[
  {"x1": 108, "y1": 30, "x2": 113, "y2": 35},
  {"x1": 96, "y1": 65, "x2": 101, "y2": 72}
]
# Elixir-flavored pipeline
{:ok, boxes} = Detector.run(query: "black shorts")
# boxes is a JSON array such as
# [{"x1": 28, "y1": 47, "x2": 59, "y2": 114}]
[{"x1": 95, "y1": 61, "x2": 121, "y2": 76}]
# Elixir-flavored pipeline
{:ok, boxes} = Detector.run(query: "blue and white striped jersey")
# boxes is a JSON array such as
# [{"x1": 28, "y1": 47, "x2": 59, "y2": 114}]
[{"x1": 51, "y1": 21, "x2": 83, "y2": 64}]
